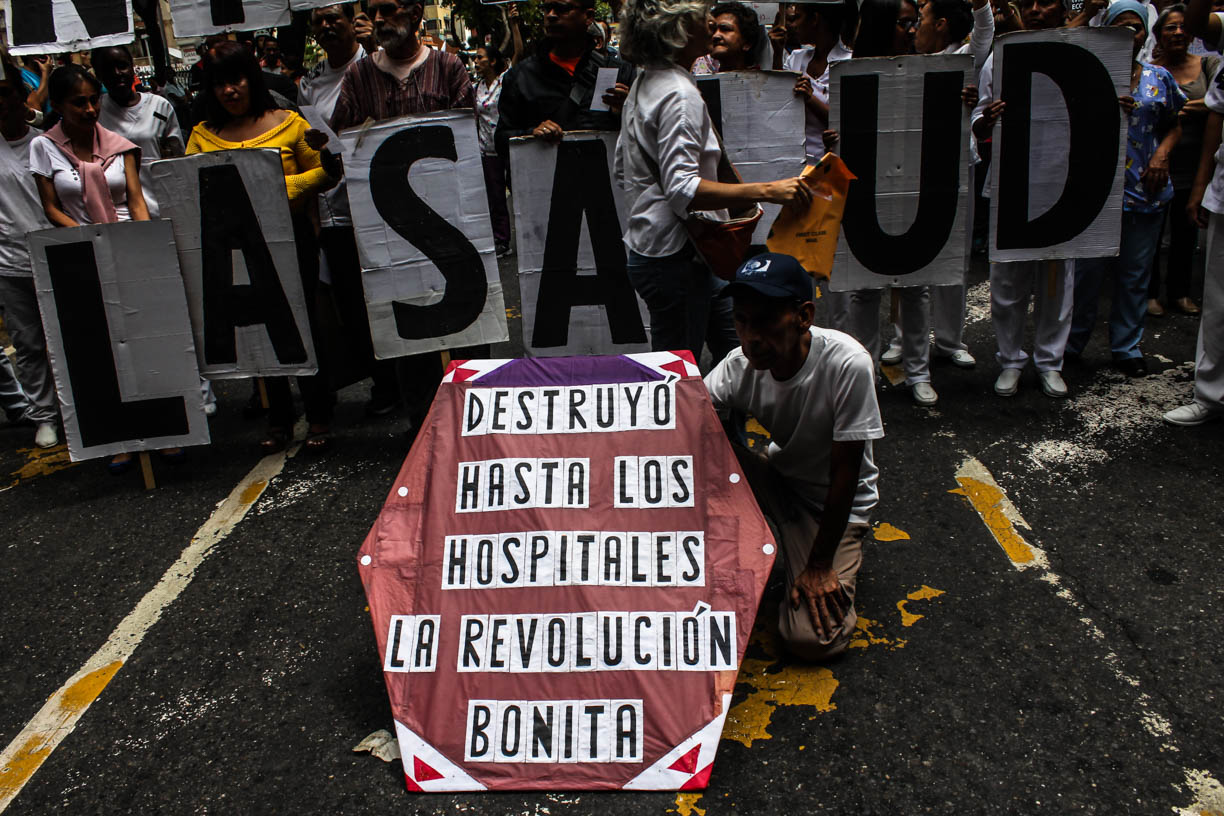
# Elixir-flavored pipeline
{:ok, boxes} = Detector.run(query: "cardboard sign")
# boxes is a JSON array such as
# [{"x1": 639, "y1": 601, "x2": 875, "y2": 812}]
[
  {"x1": 340, "y1": 111, "x2": 510, "y2": 359},
  {"x1": 695, "y1": 70, "x2": 806, "y2": 245},
  {"x1": 357, "y1": 352, "x2": 775, "y2": 791},
  {"x1": 150, "y1": 149, "x2": 319, "y2": 379},
  {"x1": 166, "y1": 0, "x2": 290, "y2": 37},
  {"x1": 4, "y1": 0, "x2": 133, "y2": 55},
  {"x1": 28, "y1": 222, "x2": 210, "y2": 462},
  {"x1": 829, "y1": 54, "x2": 971, "y2": 291},
  {"x1": 988, "y1": 27, "x2": 1131, "y2": 262},
  {"x1": 510, "y1": 133, "x2": 650, "y2": 358}
]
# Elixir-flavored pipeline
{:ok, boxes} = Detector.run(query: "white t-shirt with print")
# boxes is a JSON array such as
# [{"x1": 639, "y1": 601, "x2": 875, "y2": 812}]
[
  {"x1": 29, "y1": 135, "x2": 131, "y2": 224},
  {"x1": 0, "y1": 129, "x2": 51, "y2": 277},
  {"x1": 704, "y1": 325, "x2": 884, "y2": 523},
  {"x1": 98, "y1": 93, "x2": 183, "y2": 218}
]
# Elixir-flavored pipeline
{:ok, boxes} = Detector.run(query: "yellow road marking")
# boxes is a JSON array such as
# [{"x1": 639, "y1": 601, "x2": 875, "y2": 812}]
[
  {"x1": 672, "y1": 792, "x2": 706, "y2": 815},
  {"x1": 848, "y1": 615, "x2": 906, "y2": 650},
  {"x1": 897, "y1": 586, "x2": 945, "y2": 627},
  {"x1": 880, "y1": 363, "x2": 906, "y2": 386},
  {"x1": 723, "y1": 628, "x2": 838, "y2": 747},
  {"x1": 0, "y1": 424, "x2": 304, "y2": 812},
  {"x1": 949, "y1": 458, "x2": 1045, "y2": 569},
  {"x1": 872, "y1": 522, "x2": 910, "y2": 541},
  {"x1": 0, "y1": 444, "x2": 78, "y2": 492},
  {"x1": 505, "y1": 306, "x2": 521, "y2": 320}
]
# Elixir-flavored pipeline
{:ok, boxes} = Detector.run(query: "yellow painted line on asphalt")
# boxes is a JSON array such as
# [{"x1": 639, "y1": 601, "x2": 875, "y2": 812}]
[
  {"x1": 0, "y1": 444, "x2": 78, "y2": 492},
  {"x1": 872, "y1": 522, "x2": 910, "y2": 541},
  {"x1": 0, "y1": 424, "x2": 304, "y2": 812},
  {"x1": 672, "y1": 792, "x2": 706, "y2": 815},
  {"x1": 951, "y1": 455, "x2": 1224, "y2": 813},
  {"x1": 897, "y1": 586, "x2": 945, "y2": 627}
]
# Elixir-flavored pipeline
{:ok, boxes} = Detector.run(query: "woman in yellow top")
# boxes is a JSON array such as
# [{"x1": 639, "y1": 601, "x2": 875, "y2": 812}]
[{"x1": 186, "y1": 41, "x2": 339, "y2": 452}]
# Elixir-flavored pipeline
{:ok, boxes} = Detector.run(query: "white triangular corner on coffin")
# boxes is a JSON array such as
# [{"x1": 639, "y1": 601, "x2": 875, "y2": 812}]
[
  {"x1": 621, "y1": 693, "x2": 732, "y2": 790},
  {"x1": 625, "y1": 351, "x2": 701, "y2": 379},
  {"x1": 394, "y1": 719, "x2": 486, "y2": 792},
  {"x1": 441, "y1": 358, "x2": 510, "y2": 383}
]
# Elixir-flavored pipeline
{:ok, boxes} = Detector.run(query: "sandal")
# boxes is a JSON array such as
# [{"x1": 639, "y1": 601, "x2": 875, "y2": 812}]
[
  {"x1": 260, "y1": 427, "x2": 291, "y2": 453},
  {"x1": 304, "y1": 425, "x2": 331, "y2": 453},
  {"x1": 108, "y1": 453, "x2": 134, "y2": 475}
]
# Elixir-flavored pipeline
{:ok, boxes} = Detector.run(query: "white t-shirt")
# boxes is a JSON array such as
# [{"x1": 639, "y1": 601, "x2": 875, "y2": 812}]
[
  {"x1": 703, "y1": 326, "x2": 884, "y2": 523},
  {"x1": 0, "y1": 129, "x2": 50, "y2": 277},
  {"x1": 1201, "y1": 60, "x2": 1224, "y2": 213},
  {"x1": 97, "y1": 93, "x2": 183, "y2": 218},
  {"x1": 298, "y1": 44, "x2": 366, "y2": 229},
  {"x1": 29, "y1": 135, "x2": 132, "y2": 224},
  {"x1": 784, "y1": 41, "x2": 852, "y2": 165}
]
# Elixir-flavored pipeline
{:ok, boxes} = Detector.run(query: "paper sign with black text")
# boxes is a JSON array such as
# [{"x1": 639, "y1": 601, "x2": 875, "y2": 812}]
[
  {"x1": 829, "y1": 54, "x2": 971, "y2": 291},
  {"x1": 340, "y1": 111, "x2": 509, "y2": 359},
  {"x1": 166, "y1": 0, "x2": 290, "y2": 37},
  {"x1": 510, "y1": 133, "x2": 650, "y2": 357},
  {"x1": 694, "y1": 70, "x2": 806, "y2": 245},
  {"x1": 988, "y1": 27, "x2": 1131, "y2": 262},
  {"x1": 150, "y1": 149, "x2": 318, "y2": 379},
  {"x1": 4, "y1": 0, "x2": 133, "y2": 55},
  {"x1": 28, "y1": 221, "x2": 210, "y2": 462},
  {"x1": 358, "y1": 352, "x2": 775, "y2": 791}
]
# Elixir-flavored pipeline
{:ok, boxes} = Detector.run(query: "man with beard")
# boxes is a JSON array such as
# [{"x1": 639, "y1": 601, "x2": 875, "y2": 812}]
[
  {"x1": 92, "y1": 44, "x2": 184, "y2": 218},
  {"x1": 330, "y1": 0, "x2": 473, "y2": 129},
  {"x1": 494, "y1": 0, "x2": 634, "y2": 159}
]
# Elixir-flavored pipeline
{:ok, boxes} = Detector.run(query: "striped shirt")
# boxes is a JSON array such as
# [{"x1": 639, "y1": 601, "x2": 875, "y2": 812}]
[{"x1": 330, "y1": 48, "x2": 474, "y2": 131}]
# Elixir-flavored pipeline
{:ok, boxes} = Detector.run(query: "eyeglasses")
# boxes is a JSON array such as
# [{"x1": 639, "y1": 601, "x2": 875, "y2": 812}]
[
  {"x1": 541, "y1": 1, "x2": 583, "y2": 14},
  {"x1": 897, "y1": 17, "x2": 919, "y2": 31}
]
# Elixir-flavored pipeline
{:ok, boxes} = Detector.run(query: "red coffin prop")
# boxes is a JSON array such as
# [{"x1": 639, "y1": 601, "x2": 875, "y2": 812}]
[{"x1": 357, "y1": 352, "x2": 775, "y2": 791}]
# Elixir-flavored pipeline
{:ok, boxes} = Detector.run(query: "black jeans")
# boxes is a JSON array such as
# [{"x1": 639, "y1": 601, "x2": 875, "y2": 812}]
[{"x1": 1149, "y1": 184, "x2": 1196, "y2": 303}]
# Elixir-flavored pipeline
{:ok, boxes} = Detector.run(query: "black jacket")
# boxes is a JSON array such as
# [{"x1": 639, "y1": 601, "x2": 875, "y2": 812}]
[{"x1": 494, "y1": 45, "x2": 636, "y2": 161}]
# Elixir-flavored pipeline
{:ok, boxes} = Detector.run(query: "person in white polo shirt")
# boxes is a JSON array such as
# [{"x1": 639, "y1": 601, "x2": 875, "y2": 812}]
[{"x1": 704, "y1": 252, "x2": 884, "y2": 661}]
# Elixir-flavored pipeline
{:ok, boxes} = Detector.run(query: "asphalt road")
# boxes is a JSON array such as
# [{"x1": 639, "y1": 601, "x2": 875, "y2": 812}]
[{"x1": 0, "y1": 250, "x2": 1221, "y2": 816}]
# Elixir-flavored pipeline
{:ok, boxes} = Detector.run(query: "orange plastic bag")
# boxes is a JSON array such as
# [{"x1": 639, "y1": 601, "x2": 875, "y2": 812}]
[{"x1": 765, "y1": 154, "x2": 856, "y2": 281}]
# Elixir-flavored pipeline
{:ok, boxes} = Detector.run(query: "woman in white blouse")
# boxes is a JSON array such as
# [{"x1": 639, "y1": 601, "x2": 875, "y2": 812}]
[{"x1": 616, "y1": 0, "x2": 810, "y2": 366}]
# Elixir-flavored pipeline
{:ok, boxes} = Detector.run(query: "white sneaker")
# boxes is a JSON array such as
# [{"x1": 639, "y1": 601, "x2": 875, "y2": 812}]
[
  {"x1": 1163, "y1": 402, "x2": 1222, "y2": 426},
  {"x1": 880, "y1": 342, "x2": 903, "y2": 366},
  {"x1": 34, "y1": 422, "x2": 57, "y2": 448},
  {"x1": 204, "y1": 401, "x2": 218, "y2": 417},
  {"x1": 994, "y1": 368, "x2": 1021, "y2": 396},
  {"x1": 947, "y1": 349, "x2": 976, "y2": 368},
  {"x1": 911, "y1": 382, "x2": 938, "y2": 406},
  {"x1": 1038, "y1": 370, "x2": 1068, "y2": 398}
]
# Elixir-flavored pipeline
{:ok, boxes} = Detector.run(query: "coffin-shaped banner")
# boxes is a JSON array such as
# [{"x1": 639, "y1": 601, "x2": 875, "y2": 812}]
[
  {"x1": 510, "y1": 132, "x2": 650, "y2": 357},
  {"x1": 341, "y1": 110, "x2": 510, "y2": 359},
  {"x1": 150, "y1": 149, "x2": 319, "y2": 379},
  {"x1": 694, "y1": 70, "x2": 806, "y2": 245},
  {"x1": 829, "y1": 54, "x2": 971, "y2": 291},
  {"x1": 988, "y1": 27, "x2": 1131, "y2": 262},
  {"x1": 28, "y1": 221, "x2": 210, "y2": 462},
  {"x1": 4, "y1": 0, "x2": 133, "y2": 55}
]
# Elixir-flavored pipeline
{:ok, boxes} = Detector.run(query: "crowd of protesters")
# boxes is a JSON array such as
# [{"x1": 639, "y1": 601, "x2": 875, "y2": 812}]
[{"x1": 0, "y1": 0, "x2": 1221, "y2": 475}]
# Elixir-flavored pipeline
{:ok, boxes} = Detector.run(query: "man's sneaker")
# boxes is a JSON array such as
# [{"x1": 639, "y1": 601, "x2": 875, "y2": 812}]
[
  {"x1": 34, "y1": 422, "x2": 57, "y2": 449},
  {"x1": 911, "y1": 382, "x2": 938, "y2": 406},
  {"x1": 946, "y1": 349, "x2": 976, "y2": 368},
  {"x1": 203, "y1": 401, "x2": 218, "y2": 417},
  {"x1": 1163, "y1": 402, "x2": 1223, "y2": 426},
  {"x1": 994, "y1": 368, "x2": 1021, "y2": 396},
  {"x1": 495, "y1": 242, "x2": 512, "y2": 258},
  {"x1": 1038, "y1": 370, "x2": 1068, "y2": 398},
  {"x1": 880, "y1": 341, "x2": 903, "y2": 366}
]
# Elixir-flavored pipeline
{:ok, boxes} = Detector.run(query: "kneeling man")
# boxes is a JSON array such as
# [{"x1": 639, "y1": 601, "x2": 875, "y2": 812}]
[{"x1": 704, "y1": 253, "x2": 883, "y2": 660}]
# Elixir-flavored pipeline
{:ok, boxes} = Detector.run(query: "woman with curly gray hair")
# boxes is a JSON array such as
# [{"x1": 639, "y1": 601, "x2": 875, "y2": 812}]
[{"x1": 616, "y1": 0, "x2": 810, "y2": 365}]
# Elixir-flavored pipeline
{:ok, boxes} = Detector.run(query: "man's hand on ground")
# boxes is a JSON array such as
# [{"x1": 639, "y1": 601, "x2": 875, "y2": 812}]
[{"x1": 791, "y1": 563, "x2": 850, "y2": 641}]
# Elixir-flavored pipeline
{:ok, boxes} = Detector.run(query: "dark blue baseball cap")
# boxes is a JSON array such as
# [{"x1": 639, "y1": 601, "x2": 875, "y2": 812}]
[{"x1": 719, "y1": 253, "x2": 813, "y2": 302}]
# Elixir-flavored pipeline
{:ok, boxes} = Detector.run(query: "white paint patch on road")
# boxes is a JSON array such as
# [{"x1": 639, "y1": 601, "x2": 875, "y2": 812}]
[
  {"x1": 953, "y1": 455, "x2": 1224, "y2": 814},
  {"x1": 0, "y1": 421, "x2": 306, "y2": 812},
  {"x1": 254, "y1": 460, "x2": 353, "y2": 516},
  {"x1": 1175, "y1": 768, "x2": 1224, "y2": 816},
  {"x1": 964, "y1": 280, "x2": 991, "y2": 326},
  {"x1": 1025, "y1": 440, "x2": 1110, "y2": 478},
  {"x1": 1065, "y1": 364, "x2": 1195, "y2": 445}
]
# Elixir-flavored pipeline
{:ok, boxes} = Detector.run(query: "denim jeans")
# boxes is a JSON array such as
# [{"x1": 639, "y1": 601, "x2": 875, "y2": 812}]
[
  {"x1": 626, "y1": 245, "x2": 738, "y2": 367},
  {"x1": 1069, "y1": 208, "x2": 1165, "y2": 360}
]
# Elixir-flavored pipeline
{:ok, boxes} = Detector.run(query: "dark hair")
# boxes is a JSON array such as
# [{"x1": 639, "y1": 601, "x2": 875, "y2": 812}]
[
  {"x1": 0, "y1": 48, "x2": 25, "y2": 100},
  {"x1": 576, "y1": 0, "x2": 597, "y2": 11},
  {"x1": 1154, "y1": 3, "x2": 1187, "y2": 38},
  {"x1": 90, "y1": 44, "x2": 132, "y2": 72},
  {"x1": 312, "y1": 2, "x2": 357, "y2": 19},
  {"x1": 711, "y1": 1, "x2": 763, "y2": 55},
  {"x1": 478, "y1": 42, "x2": 509, "y2": 74},
  {"x1": 791, "y1": 1, "x2": 857, "y2": 50},
  {"x1": 48, "y1": 64, "x2": 101, "y2": 105},
  {"x1": 853, "y1": 0, "x2": 906, "y2": 57},
  {"x1": 202, "y1": 41, "x2": 278, "y2": 129},
  {"x1": 927, "y1": 0, "x2": 973, "y2": 42}
]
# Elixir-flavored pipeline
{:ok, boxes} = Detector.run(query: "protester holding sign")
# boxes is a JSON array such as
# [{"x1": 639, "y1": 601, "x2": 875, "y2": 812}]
[
  {"x1": 187, "y1": 42, "x2": 340, "y2": 452},
  {"x1": 616, "y1": 0, "x2": 812, "y2": 365},
  {"x1": 784, "y1": 1, "x2": 854, "y2": 167},
  {"x1": 30, "y1": 64, "x2": 156, "y2": 469},
  {"x1": 0, "y1": 49, "x2": 57, "y2": 450},
  {"x1": 93, "y1": 44, "x2": 185, "y2": 219},
  {"x1": 1149, "y1": 4, "x2": 1216, "y2": 317},
  {"x1": 1068, "y1": 3, "x2": 1185, "y2": 377},
  {"x1": 475, "y1": 43, "x2": 513, "y2": 257},
  {"x1": 493, "y1": 0, "x2": 636, "y2": 163},
  {"x1": 971, "y1": 0, "x2": 1076, "y2": 399},
  {"x1": 705, "y1": 253, "x2": 884, "y2": 659},
  {"x1": 704, "y1": 1, "x2": 765, "y2": 72}
]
